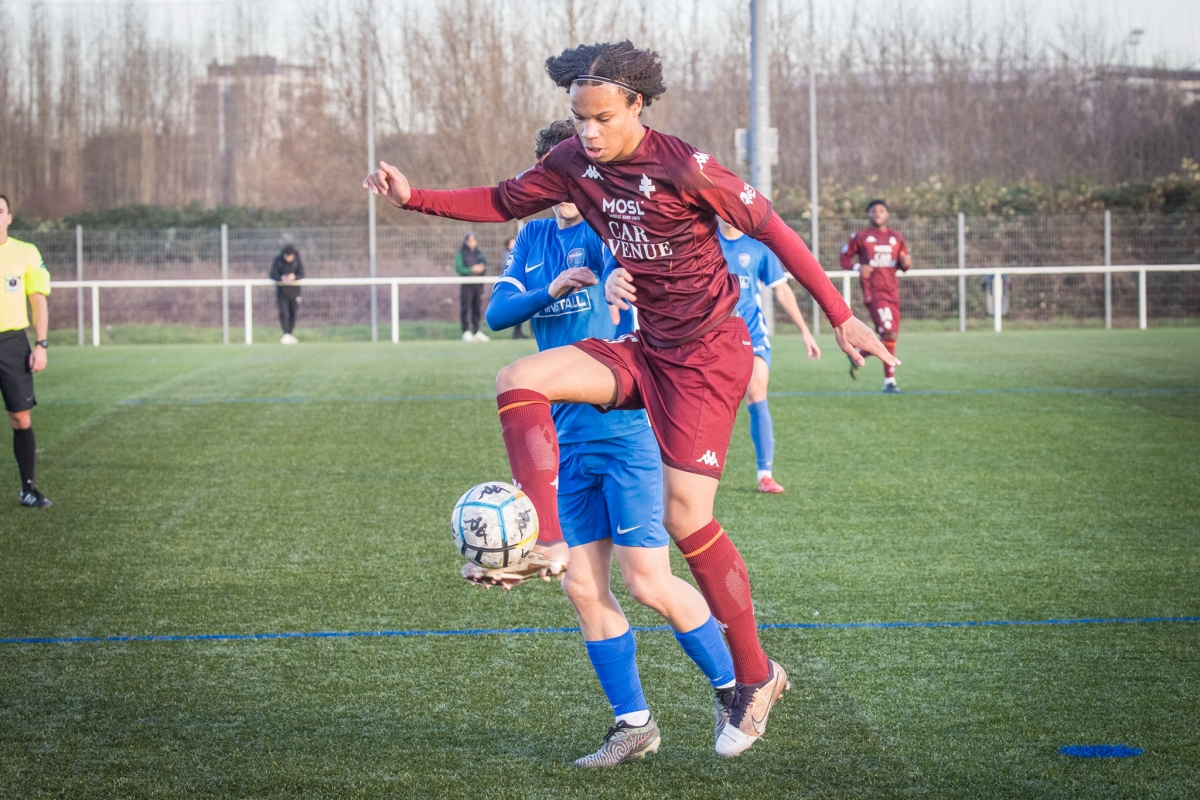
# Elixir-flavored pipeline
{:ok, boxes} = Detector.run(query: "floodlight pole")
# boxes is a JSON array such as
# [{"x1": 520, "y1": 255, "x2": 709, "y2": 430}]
[
  {"x1": 808, "y1": 0, "x2": 820, "y2": 335},
  {"x1": 367, "y1": 51, "x2": 379, "y2": 343},
  {"x1": 749, "y1": 0, "x2": 774, "y2": 334}
]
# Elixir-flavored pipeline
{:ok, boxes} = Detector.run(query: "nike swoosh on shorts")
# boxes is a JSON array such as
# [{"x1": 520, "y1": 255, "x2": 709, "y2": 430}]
[{"x1": 616, "y1": 525, "x2": 641, "y2": 535}]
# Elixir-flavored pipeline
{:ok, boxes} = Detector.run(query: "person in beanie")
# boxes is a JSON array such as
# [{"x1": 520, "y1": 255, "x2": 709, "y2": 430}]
[
  {"x1": 270, "y1": 244, "x2": 304, "y2": 344},
  {"x1": 456, "y1": 231, "x2": 489, "y2": 341}
]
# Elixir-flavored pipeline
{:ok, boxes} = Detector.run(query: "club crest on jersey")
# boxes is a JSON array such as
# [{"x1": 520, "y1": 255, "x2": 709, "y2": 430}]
[
  {"x1": 738, "y1": 253, "x2": 752, "y2": 268},
  {"x1": 638, "y1": 174, "x2": 656, "y2": 200},
  {"x1": 582, "y1": 164, "x2": 603, "y2": 180},
  {"x1": 566, "y1": 247, "x2": 586, "y2": 269},
  {"x1": 4, "y1": 276, "x2": 19, "y2": 293},
  {"x1": 739, "y1": 183, "x2": 756, "y2": 205},
  {"x1": 693, "y1": 152, "x2": 711, "y2": 170}
]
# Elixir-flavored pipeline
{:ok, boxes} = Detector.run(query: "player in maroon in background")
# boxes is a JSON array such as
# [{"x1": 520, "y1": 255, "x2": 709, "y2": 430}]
[
  {"x1": 365, "y1": 41, "x2": 896, "y2": 758},
  {"x1": 840, "y1": 199, "x2": 911, "y2": 393}
]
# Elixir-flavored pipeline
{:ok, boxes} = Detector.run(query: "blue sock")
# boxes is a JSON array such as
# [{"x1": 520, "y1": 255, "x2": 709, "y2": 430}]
[
  {"x1": 584, "y1": 629, "x2": 649, "y2": 718},
  {"x1": 748, "y1": 399, "x2": 775, "y2": 472},
  {"x1": 674, "y1": 615, "x2": 736, "y2": 688}
]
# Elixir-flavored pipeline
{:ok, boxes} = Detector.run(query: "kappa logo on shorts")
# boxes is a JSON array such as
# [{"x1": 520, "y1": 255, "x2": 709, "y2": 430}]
[{"x1": 696, "y1": 450, "x2": 720, "y2": 468}]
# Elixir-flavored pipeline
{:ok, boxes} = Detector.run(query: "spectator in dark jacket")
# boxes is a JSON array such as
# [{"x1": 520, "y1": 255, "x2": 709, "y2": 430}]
[
  {"x1": 455, "y1": 232, "x2": 488, "y2": 342},
  {"x1": 270, "y1": 245, "x2": 304, "y2": 344}
]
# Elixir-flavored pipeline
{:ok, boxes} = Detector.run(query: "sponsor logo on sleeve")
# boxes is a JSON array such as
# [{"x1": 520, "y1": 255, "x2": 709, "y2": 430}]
[
  {"x1": 739, "y1": 183, "x2": 756, "y2": 205},
  {"x1": 534, "y1": 289, "x2": 593, "y2": 318},
  {"x1": 693, "y1": 152, "x2": 711, "y2": 170}
]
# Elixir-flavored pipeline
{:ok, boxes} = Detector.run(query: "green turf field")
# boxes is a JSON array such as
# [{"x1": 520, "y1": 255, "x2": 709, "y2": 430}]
[{"x1": 2, "y1": 329, "x2": 1198, "y2": 798}]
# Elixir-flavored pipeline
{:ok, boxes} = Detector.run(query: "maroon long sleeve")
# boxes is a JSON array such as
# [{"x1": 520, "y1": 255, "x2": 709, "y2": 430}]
[
  {"x1": 755, "y1": 212, "x2": 853, "y2": 328},
  {"x1": 403, "y1": 186, "x2": 515, "y2": 223}
]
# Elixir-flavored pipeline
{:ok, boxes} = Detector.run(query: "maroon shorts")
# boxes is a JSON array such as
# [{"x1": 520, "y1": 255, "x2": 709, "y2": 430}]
[
  {"x1": 867, "y1": 299, "x2": 901, "y2": 337},
  {"x1": 572, "y1": 316, "x2": 754, "y2": 478}
]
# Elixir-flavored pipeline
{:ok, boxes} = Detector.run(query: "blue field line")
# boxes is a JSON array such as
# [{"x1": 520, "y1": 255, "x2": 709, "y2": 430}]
[
  {"x1": 2, "y1": 615, "x2": 1195, "y2": 647},
  {"x1": 35, "y1": 386, "x2": 1195, "y2": 408},
  {"x1": 769, "y1": 386, "x2": 1200, "y2": 399}
]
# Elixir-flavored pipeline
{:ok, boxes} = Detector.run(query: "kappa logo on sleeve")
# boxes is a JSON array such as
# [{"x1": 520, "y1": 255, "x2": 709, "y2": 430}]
[
  {"x1": 5, "y1": 276, "x2": 20, "y2": 293},
  {"x1": 692, "y1": 152, "x2": 711, "y2": 170},
  {"x1": 739, "y1": 183, "x2": 757, "y2": 205}
]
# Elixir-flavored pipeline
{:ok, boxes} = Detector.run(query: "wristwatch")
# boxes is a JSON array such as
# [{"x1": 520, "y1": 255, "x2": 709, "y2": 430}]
[{"x1": 35, "y1": 340, "x2": 49, "y2": 348}]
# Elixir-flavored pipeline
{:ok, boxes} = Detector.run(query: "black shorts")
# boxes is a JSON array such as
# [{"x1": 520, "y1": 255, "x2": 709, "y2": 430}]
[{"x1": 0, "y1": 331, "x2": 36, "y2": 413}]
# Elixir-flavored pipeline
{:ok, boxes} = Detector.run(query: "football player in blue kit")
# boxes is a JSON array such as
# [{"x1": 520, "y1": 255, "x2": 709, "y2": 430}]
[
  {"x1": 471, "y1": 120, "x2": 737, "y2": 768},
  {"x1": 717, "y1": 217, "x2": 821, "y2": 494}
]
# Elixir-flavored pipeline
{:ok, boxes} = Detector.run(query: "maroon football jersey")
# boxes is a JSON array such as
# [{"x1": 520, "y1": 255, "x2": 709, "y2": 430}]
[
  {"x1": 839, "y1": 227, "x2": 910, "y2": 304},
  {"x1": 406, "y1": 127, "x2": 851, "y2": 346}
]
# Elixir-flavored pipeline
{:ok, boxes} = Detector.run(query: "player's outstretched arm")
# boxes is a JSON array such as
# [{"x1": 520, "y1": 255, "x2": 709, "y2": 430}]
[{"x1": 754, "y1": 213, "x2": 895, "y2": 368}]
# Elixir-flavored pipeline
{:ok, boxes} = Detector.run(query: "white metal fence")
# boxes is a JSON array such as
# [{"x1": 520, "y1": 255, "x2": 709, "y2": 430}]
[
  {"x1": 20, "y1": 212, "x2": 1200, "y2": 344},
  {"x1": 49, "y1": 265, "x2": 1200, "y2": 347}
]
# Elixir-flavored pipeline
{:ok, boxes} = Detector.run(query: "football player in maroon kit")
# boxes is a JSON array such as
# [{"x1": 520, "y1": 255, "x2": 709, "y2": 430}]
[
  {"x1": 365, "y1": 41, "x2": 896, "y2": 758},
  {"x1": 839, "y1": 199, "x2": 911, "y2": 393}
]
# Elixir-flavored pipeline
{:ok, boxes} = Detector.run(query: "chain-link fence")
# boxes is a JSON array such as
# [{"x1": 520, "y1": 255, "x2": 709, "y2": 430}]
[
  {"x1": 21, "y1": 213, "x2": 1200, "y2": 343},
  {"x1": 790, "y1": 212, "x2": 1200, "y2": 332}
]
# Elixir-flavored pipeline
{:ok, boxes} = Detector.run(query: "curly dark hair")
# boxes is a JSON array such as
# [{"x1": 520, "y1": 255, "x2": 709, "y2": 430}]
[
  {"x1": 544, "y1": 41, "x2": 666, "y2": 107},
  {"x1": 535, "y1": 119, "x2": 577, "y2": 159}
]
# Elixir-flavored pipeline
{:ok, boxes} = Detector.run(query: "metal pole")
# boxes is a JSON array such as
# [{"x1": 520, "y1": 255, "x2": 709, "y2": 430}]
[
  {"x1": 808, "y1": 0, "x2": 820, "y2": 336},
  {"x1": 368, "y1": 49, "x2": 378, "y2": 343},
  {"x1": 749, "y1": 0, "x2": 775, "y2": 336},
  {"x1": 91, "y1": 284, "x2": 99, "y2": 347},
  {"x1": 994, "y1": 271, "x2": 1003, "y2": 333},
  {"x1": 391, "y1": 281, "x2": 400, "y2": 344},
  {"x1": 1104, "y1": 210, "x2": 1112, "y2": 329},
  {"x1": 1138, "y1": 269, "x2": 1147, "y2": 330},
  {"x1": 221, "y1": 223, "x2": 229, "y2": 344},
  {"x1": 244, "y1": 283, "x2": 253, "y2": 344},
  {"x1": 76, "y1": 224, "x2": 84, "y2": 346},
  {"x1": 958, "y1": 212, "x2": 966, "y2": 332}
]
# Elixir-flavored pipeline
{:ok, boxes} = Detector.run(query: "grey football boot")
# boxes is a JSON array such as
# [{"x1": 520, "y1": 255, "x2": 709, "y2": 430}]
[{"x1": 573, "y1": 718, "x2": 661, "y2": 768}]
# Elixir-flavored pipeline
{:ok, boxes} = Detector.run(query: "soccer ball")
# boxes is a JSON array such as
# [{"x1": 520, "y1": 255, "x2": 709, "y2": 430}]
[{"x1": 451, "y1": 482, "x2": 539, "y2": 569}]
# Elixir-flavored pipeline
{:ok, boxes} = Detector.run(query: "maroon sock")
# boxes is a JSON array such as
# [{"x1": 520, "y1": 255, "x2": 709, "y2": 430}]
[
  {"x1": 883, "y1": 340, "x2": 897, "y2": 379},
  {"x1": 677, "y1": 519, "x2": 769, "y2": 684},
  {"x1": 496, "y1": 389, "x2": 562, "y2": 545}
]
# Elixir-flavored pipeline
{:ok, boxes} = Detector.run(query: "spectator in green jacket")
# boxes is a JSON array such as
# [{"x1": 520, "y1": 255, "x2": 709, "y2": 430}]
[{"x1": 456, "y1": 231, "x2": 488, "y2": 342}]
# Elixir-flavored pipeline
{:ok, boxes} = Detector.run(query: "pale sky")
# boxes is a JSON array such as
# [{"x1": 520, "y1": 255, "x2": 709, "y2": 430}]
[{"x1": 7, "y1": 0, "x2": 1199, "y2": 69}]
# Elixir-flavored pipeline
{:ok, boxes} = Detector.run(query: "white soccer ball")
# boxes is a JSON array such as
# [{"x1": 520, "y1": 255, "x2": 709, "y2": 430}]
[{"x1": 451, "y1": 482, "x2": 539, "y2": 569}]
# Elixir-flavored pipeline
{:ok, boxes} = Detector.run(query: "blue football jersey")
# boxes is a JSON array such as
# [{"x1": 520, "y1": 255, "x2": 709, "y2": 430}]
[
  {"x1": 498, "y1": 218, "x2": 649, "y2": 445},
  {"x1": 718, "y1": 229, "x2": 788, "y2": 342}
]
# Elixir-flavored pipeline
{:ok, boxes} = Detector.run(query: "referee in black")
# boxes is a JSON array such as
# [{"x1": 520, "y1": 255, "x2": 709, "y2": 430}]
[{"x1": 0, "y1": 195, "x2": 52, "y2": 507}]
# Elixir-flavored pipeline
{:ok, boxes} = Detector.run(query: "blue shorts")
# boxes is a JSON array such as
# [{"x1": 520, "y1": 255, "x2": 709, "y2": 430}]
[
  {"x1": 751, "y1": 333, "x2": 772, "y2": 368},
  {"x1": 558, "y1": 426, "x2": 668, "y2": 549}
]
